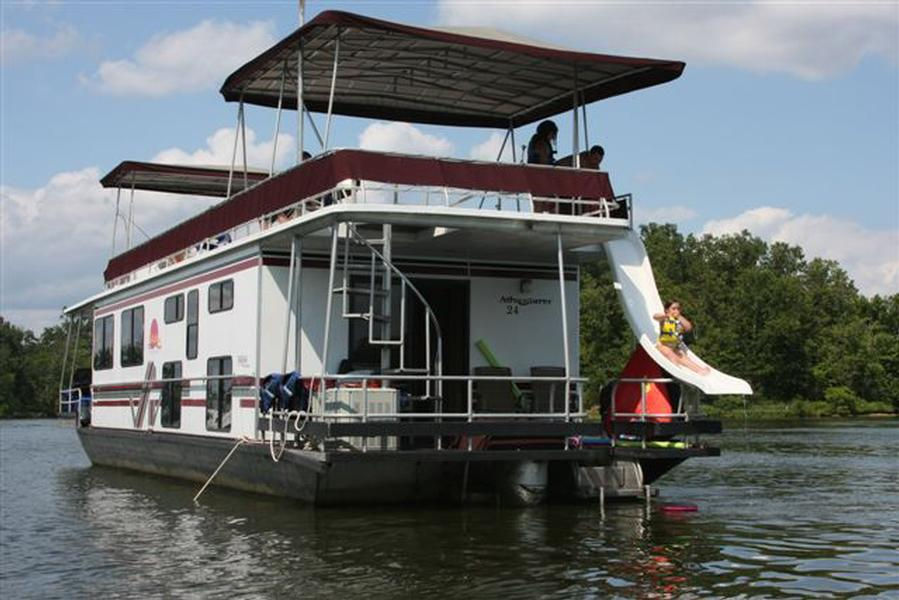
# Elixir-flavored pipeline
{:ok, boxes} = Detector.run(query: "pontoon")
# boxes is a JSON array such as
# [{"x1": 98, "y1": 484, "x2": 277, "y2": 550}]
[{"x1": 60, "y1": 10, "x2": 751, "y2": 506}]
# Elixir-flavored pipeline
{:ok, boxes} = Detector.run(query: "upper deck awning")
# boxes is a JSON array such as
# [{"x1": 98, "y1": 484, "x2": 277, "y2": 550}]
[
  {"x1": 100, "y1": 161, "x2": 269, "y2": 197},
  {"x1": 220, "y1": 11, "x2": 684, "y2": 128},
  {"x1": 103, "y1": 149, "x2": 618, "y2": 282}
]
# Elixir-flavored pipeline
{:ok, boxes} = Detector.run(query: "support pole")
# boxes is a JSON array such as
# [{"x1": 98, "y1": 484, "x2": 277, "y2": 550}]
[
  {"x1": 297, "y1": 49, "x2": 304, "y2": 163},
  {"x1": 271, "y1": 59, "x2": 287, "y2": 176},
  {"x1": 294, "y1": 238, "x2": 303, "y2": 372},
  {"x1": 227, "y1": 98, "x2": 243, "y2": 198},
  {"x1": 58, "y1": 317, "x2": 73, "y2": 397},
  {"x1": 323, "y1": 32, "x2": 340, "y2": 150},
  {"x1": 509, "y1": 124, "x2": 517, "y2": 163},
  {"x1": 495, "y1": 128, "x2": 510, "y2": 162},
  {"x1": 127, "y1": 175, "x2": 135, "y2": 249},
  {"x1": 296, "y1": 0, "x2": 306, "y2": 163},
  {"x1": 556, "y1": 232, "x2": 571, "y2": 420},
  {"x1": 281, "y1": 235, "x2": 298, "y2": 374},
  {"x1": 240, "y1": 97, "x2": 249, "y2": 189},
  {"x1": 68, "y1": 315, "x2": 82, "y2": 395},
  {"x1": 380, "y1": 224, "x2": 392, "y2": 373},
  {"x1": 572, "y1": 67, "x2": 580, "y2": 169},
  {"x1": 110, "y1": 187, "x2": 121, "y2": 257},
  {"x1": 581, "y1": 94, "x2": 589, "y2": 152},
  {"x1": 319, "y1": 226, "x2": 339, "y2": 402}
]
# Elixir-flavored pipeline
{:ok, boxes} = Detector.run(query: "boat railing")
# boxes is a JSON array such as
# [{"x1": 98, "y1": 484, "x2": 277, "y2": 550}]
[
  {"x1": 304, "y1": 373, "x2": 589, "y2": 422},
  {"x1": 105, "y1": 177, "x2": 631, "y2": 289},
  {"x1": 610, "y1": 376, "x2": 688, "y2": 422},
  {"x1": 59, "y1": 387, "x2": 82, "y2": 415}
]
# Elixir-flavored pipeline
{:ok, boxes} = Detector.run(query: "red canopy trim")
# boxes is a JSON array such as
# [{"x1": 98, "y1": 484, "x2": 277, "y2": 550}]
[
  {"x1": 104, "y1": 150, "x2": 615, "y2": 282},
  {"x1": 220, "y1": 10, "x2": 684, "y2": 128}
]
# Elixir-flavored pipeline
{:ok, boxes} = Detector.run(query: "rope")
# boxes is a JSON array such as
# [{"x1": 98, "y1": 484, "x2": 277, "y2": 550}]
[{"x1": 193, "y1": 437, "x2": 249, "y2": 503}]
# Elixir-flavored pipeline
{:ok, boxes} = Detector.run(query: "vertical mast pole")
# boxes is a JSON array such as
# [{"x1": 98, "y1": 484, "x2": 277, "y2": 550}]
[
  {"x1": 68, "y1": 315, "x2": 82, "y2": 395},
  {"x1": 110, "y1": 187, "x2": 121, "y2": 257},
  {"x1": 319, "y1": 226, "x2": 339, "y2": 404},
  {"x1": 556, "y1": 232, "x2": 571, "y2": 416},
  {"x1": 127, "y1": 174, "x2": 135, "y2": 249},
  {"x1": 281, "y1": 236, "x2": 298, "y2": 374},
  {"x1": 324, "y1": 32, "x2": 340, "y2": 150},
  {"x1": 572, "y1": 67, "x2": 580, "y2": 169},
  {"x1": 226, "y1": 97, "x2": 243, "y2": 198},
  {"x1": 297, "y1": 0, "x2": 306, "y2": 163},
  {"x1": 58, "y1": 317, "x2": 73, "y2": 396},
  {"x1": 241, "y1": 99, "x2": 249, "y2": 188},
  {"x1": 509, "y1": 124, "x2": 517, "y2": 163},
  {"x1": 271, "y1": 60, "x2": 287, "y2": 176},
  {"x1": 581, "y1": 94, "x2": 589, "y2": 152}
]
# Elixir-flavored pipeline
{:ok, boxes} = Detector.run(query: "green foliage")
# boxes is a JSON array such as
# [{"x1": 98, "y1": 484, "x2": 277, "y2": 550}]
[
  {"x1": 0, "y1": 316, "x2": 91, "y2": 418},
  {"x1": 579, "y1": 224, "x2": 899, "y2": 417}
]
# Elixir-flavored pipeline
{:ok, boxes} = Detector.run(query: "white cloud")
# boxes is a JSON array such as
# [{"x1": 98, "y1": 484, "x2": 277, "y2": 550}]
[
  {"x1": 637, "y1": 205, "x2": 698, "y2": 225},
  {"x1": 0, "y1": 168, "x2": 200, "y2": 330},
  {"x1": 87, "y1": 20, "x2": 276, "y2": 96},
  {"x1": 703, "y1": 206, "x2": 899, "y2": 297},
  {"x1": 0, "y1": 127, "x2": 289, "y2": 333},
  {"x1": 0, "y1": 25, "x2": 80, "y2": 65},
  {"x1": 437, "y1": 1, "x2": 899, "y2": 80},
  {"x1": 358, "y1": 122, "x2": 454, "y2": 156},
  {"x1": 152, "y1": 127, "x2": 294, "y2": 170},
  {"x1": 469, "y1": 131, "x2": 514, "y2": 162}
]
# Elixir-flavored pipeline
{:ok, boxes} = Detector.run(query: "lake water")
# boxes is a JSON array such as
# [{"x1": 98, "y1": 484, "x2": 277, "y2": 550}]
[{"x1": 1, "y1": 419, "x2": 897, "y2": 599}]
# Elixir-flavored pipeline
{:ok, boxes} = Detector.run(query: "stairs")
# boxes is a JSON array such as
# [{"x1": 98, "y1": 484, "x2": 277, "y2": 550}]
[{"x1": 331, "y1": 223, "x2": 441, "y2": 384}]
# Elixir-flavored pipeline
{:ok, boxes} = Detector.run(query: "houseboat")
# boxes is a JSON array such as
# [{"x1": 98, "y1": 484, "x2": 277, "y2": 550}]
[{"x1": 60, "y1": 10, "x2": 751, "y2": 506}]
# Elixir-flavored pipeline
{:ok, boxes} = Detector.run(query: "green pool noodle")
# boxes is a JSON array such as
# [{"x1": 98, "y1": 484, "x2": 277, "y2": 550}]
[{"x1": 474, "y1": 339, "x2": 523, "y2": 400}]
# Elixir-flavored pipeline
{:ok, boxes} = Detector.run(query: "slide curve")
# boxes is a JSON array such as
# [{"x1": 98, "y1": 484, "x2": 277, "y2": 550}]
[{"x1": 604, "y1": 230, "x2": 752, "y2": 396}]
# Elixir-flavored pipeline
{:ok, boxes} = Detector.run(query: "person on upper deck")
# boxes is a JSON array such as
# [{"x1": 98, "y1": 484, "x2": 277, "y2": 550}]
[
  {"x1": 653, "y1": 300, "x2": 710, "y2": 375},
  {"x1": 555, "y1": 144, "x2": 605, "y2": 169},
  {"x1": 527, "y1": 120, "x2": 558, "y2": 165}
]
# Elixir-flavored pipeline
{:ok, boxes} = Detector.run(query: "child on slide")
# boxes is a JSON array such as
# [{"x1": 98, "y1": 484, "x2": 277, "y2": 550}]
[{"x1": 653, "y1": 300, "x2": 710, "y2": 375}]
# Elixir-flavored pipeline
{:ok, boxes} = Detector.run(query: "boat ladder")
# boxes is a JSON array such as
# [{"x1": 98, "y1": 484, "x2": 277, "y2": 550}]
[{"x1": 331, "y1": 223, "x2": 442, "y2": 384}]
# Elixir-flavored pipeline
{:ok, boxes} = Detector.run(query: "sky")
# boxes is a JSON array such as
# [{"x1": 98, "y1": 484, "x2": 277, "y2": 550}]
[{"x1": 1, "y1": 0, "x2": 898, "y2": 333}]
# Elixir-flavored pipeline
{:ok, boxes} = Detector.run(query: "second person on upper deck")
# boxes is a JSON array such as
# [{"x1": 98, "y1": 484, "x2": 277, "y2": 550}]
[{"x1": 527, "y1": 120, "x2": 558, "y2": 165}]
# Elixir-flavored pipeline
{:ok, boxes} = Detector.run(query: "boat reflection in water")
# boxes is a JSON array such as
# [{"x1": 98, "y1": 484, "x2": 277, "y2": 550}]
[{"x1": 62, "y1": 463, "x2": 723, "y2": 598}]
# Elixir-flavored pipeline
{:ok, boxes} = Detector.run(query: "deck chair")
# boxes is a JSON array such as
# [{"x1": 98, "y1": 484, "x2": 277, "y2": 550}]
[
  {"x1": 473, "y1": 366, "x2": 517, "y2": 413},
  {"x1": 530, "y1": 366, "x2": 567, "y2": 414}
]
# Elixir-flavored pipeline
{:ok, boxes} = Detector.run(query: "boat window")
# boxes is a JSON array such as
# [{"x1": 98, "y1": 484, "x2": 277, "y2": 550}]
[
  {"x1": 206, "y1": 356, "x2": 232, "y2": 432},
  {"x1": 161, "y1": 361, "x2": 182, "y2": 429},
  {"x1": 93, "y1": 315, "x2": 114, "y2": 370},
  {"x1": 186, "y1": 290, "x2": 199, "y2": 359},
  {"x1": 164, "y1": 294, "x2": 184, "y2": 323},
  {"x1": 120, "y1": 306, "x2": 144, "y2": 367},
  {"x1": 208, "y1": 280, "x2": 234, "y2": 313}
]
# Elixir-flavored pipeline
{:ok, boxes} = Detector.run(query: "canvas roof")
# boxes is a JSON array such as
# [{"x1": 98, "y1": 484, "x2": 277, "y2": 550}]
[
  {"x1": 220, "y1": 11, "x2": 684, "y2": 128},
  {"x1": 100, "y1": 161, "x2": 269, "y2": 197}
]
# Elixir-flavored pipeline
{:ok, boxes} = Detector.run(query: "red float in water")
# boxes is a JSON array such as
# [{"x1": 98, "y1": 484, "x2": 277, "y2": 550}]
[{"x1": 660, "y1": 503, "x2": 698, "y2": 512}]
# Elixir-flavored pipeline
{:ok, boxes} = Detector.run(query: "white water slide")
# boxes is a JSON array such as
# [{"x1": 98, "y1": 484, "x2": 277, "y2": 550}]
[{"x1": 604, "y1": 230, "x2": 753, "y2": 396}]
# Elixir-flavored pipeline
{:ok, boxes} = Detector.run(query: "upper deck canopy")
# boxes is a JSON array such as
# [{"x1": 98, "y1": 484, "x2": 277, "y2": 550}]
[
  {"x1": 101, "y1": 161, "x2": 268, "y2": 197},
  {"x1": 103, "y1": 149, "x2": 617, "y2": 282},
  {"x1": 220, "y1": 11, "x2": 684, "y2": 128}
]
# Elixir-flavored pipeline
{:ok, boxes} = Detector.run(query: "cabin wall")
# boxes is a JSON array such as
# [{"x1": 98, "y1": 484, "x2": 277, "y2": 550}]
[
  {"x1": 90, "y1": 248, "x2": 260, "y2": 438},
  {"x1": 259, "y1": 265, "x2": 349, "y2": 377},
  {"x1": 469, "y1": 276, "x2": 579, "y2": 376}
]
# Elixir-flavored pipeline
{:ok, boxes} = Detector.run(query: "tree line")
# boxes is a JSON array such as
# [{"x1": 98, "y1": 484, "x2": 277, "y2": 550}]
[
  {"x1": 1, "y1": 223, "x2": 896, "y2": 418},
  {"x1": 581, "y1": 224, "x2": 899, "y2": 417}
]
